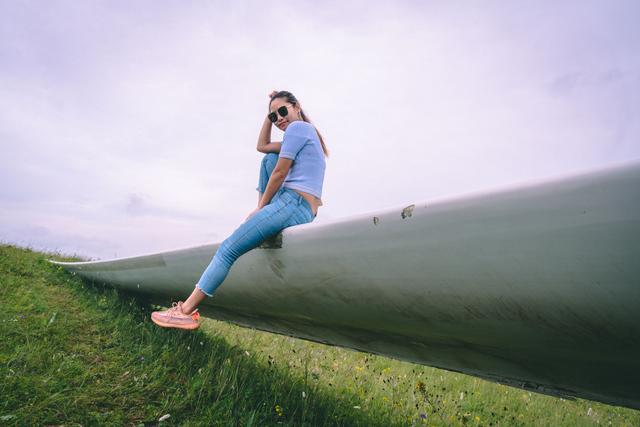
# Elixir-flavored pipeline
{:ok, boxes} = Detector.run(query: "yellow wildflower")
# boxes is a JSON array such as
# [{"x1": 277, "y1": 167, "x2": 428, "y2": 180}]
[{"x1": 275, "y1": 404, "x2": 284, "y2": 417}]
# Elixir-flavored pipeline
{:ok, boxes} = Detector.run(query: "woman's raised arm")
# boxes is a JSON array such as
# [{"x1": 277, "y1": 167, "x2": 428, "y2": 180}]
[
  {"x1": 256, "y1": 115, "x2": 282, "y2": 153},
  {"x1": 257, "y1": 92, "x2": 282, "y2": 153}
]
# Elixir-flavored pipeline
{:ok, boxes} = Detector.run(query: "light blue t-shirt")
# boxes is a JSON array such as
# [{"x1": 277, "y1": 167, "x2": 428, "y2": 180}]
[{"x1": 279, "y1": 121, "x2": 326, "y2": 199}]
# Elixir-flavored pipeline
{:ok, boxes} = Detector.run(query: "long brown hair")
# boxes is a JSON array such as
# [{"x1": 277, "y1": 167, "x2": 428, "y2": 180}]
[{"x1": 270, "y1": 90, "x2": 329, "y2": 157}]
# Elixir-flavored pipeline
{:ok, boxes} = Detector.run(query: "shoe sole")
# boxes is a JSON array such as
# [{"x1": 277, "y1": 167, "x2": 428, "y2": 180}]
[{"x1": 151, "y1": 315, "x2": 201, "y2": 330}]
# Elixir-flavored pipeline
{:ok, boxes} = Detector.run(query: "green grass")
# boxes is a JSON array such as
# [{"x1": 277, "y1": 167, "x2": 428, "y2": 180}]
[{"x1": 0, "y1": 243, "x2": 639, "y2": 426}]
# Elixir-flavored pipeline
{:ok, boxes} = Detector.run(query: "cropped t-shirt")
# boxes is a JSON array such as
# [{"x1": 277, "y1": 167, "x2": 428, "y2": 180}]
[{"x1": 278, "y1": 121, "x2": 326, "y2": 199}]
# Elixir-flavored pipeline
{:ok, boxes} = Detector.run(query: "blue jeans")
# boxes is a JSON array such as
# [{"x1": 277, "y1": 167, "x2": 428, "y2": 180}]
[{"x1": 196, "y1": 153, "x2": 316, "y2": 297}]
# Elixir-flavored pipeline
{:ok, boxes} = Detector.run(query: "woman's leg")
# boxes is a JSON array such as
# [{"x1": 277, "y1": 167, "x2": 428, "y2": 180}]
[
  {"x1": 181, "y1": 189, "x2": 313, "y2": 314},
  {"x1": 184, "y1": 153, "x2": 282, "y2": 314},
  {"x1": 257, "y1": 153, "x2": 279, "y2": 200},
  {"x1": 181, "y1": 285, "x2": 208, "y2": 314},
  {"x1": 195, "y1": 189, "x2": 313, "y2": 299}
]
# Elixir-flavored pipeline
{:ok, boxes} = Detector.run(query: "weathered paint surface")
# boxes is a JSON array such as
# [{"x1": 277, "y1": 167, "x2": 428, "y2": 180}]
[
  {"x1": 401, "y1": 204, "x2": 415, "y2": 219},
  {"x1": 51, "y1": 161, "x2": 640, "y2": 410}
]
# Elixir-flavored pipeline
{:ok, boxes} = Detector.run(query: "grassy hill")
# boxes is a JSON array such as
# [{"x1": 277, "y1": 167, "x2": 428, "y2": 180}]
[{"x1": 1, "y1": 243, "x2": 638, "y2": 426}]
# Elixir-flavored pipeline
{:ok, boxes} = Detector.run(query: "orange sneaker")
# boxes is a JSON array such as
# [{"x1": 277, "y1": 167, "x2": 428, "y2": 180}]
[{"x1": 151, "y1": 301, "x2": 201, "y2": 330}]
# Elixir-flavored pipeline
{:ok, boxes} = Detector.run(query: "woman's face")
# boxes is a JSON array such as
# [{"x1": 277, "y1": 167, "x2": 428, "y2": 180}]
[{"x1": 269, "y1": 97, "x2": 301, "y2": 132}]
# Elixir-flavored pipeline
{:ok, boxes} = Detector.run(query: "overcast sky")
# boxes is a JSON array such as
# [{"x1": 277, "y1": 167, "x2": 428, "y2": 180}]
[{"x1": 1, "y1": 0, "x2": 639, "y2": 260}]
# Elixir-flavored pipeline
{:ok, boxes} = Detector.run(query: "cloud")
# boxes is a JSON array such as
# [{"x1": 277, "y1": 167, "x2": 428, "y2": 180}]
[
  {"x1": 123, "y1": 192, "x2": 206, "y2": 220},
  {"x1": 549, "y1": 69, "x2": 626, "y2": 96}
]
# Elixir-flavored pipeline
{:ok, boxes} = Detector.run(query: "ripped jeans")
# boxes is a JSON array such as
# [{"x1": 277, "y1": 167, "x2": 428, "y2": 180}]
[{"x1": 196, "y1": 153, "x2": 316, "y2": 297}]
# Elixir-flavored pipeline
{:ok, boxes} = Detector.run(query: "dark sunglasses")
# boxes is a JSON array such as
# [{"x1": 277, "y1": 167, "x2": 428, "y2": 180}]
[{"x1": 268, "y1": 105, "x2": 290, "y2": 123}]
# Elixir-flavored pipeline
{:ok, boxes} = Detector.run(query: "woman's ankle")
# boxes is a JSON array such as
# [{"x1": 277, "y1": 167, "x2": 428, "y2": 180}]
[{"x1": 181, "y1": 301, "x2": 194, "y2": 314}]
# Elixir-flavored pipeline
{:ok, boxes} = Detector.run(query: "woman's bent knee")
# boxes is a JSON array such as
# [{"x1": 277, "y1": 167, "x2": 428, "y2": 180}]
[{"x1": 262, "y1": 152, "x2": 278, "y2": 167}]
